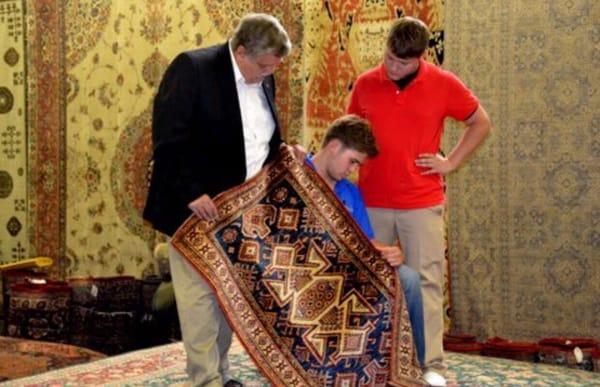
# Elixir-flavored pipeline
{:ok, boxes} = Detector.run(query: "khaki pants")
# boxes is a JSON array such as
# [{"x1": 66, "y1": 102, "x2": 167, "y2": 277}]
[
  {"x1": 367, "y1": 205, "x2": 446, "y2": 374},
  {"x1": 168, "y1": 243, "x2": 232, "y2": 386}
]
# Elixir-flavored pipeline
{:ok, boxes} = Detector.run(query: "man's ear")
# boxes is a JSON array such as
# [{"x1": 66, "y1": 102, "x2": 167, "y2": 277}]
[
  {"x1": 234, "y1": 45, "x2": 247, "y2": 58},
  {"x1": 326, "y1": 139, "x2": 343, "y2": 153}
]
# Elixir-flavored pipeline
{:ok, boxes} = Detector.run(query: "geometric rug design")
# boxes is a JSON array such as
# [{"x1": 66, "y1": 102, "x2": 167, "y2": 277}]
[{"x1": 171, "y1": 147, "x2": 423, "y2": 386}]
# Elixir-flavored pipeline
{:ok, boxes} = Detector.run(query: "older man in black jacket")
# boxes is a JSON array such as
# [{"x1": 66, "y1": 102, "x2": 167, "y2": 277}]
[{"x1": 144, "y1": 13, "x2": 291, "y2": 387}]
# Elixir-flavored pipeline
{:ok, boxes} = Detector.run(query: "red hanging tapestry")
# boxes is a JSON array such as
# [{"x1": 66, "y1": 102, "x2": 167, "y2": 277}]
[{"x1": 171, "y1": 147, "x2": 423, "y2": 386}]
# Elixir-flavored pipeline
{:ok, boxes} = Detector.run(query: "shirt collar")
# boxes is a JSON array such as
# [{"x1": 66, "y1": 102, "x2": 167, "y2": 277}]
[
  {"x1": 305, "y1": 154, "x2": 316, "y2": 169},
  {"x1": 305, "y1": 154, "x2": 342, "y2": 191},
  {"x1": 229, "y1": 41, "x2": 263, "y2": 87},
  {"x1": 228, "y1": 41, "x2": 245, "y2": 84}
]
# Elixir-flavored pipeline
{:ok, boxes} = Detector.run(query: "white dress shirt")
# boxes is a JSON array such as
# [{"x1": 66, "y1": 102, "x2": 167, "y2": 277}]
[{"x1": 229, "y1": 42, "x2": 276, "y2": 180}]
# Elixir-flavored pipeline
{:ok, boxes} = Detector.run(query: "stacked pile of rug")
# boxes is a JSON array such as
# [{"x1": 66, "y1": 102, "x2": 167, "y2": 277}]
[
  {"x1": 538, "y1": 338, "x2": 598, "y2": 372},
  {"x1": 6, "y1": 279, "x2": 71, "y2": 343},
  {"x1": 445, "y1": 333, "x2": 600, "y2": 373},
  {"x1": 0, "y1": 335, "x2": 105, "y2": 382},
  {"x1": 443, "y1": 333, "x2": 483, "y2": 355},
  {"x1": 2, "y1": 271, "x2": 178, "y2": 355},
  {"x1": 1, "y1": 270, "x2": 48, "y2": 334},
  {"x1": 69, "y1": 276, "x2": 140, "y2": 355}
]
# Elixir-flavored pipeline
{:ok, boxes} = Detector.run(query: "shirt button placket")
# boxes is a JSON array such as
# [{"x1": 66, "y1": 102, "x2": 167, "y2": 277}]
[{"x1": 395, "y1": 89, "x2": 405, "y2": 105}]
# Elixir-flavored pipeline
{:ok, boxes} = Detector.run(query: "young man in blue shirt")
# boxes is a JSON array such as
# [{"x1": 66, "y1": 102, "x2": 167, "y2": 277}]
[{"x1": 307, "y1": 114, "x2": 425, "y2": 366}]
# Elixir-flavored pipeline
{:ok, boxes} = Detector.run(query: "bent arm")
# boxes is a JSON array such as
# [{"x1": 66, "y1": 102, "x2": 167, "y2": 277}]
[{"x1": 446, "y1": 105, "x2": 492, "y2": 171}]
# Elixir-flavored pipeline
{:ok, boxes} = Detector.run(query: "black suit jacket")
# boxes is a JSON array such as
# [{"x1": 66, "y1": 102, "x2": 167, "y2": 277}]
[{"x1": 143, "y1": 43, "x2": 283, "y2": 236}]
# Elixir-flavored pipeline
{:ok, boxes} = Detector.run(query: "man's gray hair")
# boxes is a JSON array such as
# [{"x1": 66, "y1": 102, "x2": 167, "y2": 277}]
[{"x1": 231, "y1": 13, "x2": 291, "y2": 57}]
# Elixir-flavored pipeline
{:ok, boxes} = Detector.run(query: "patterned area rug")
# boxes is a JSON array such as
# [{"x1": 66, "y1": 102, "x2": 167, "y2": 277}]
[
  {"x1": 5, "y1": 338, "x2": 600, "y2": 386},
  {"x1": 171, "y1": 147, "x2": 422, "y2": 386},
  {"x1": 0, "y1": 336, "x2": 105, "y2": 382}
]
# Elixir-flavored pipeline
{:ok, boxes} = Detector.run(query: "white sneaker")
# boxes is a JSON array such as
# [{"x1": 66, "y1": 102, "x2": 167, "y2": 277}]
[{"x1": 423, "y1": 370, "x2": 447, "y2": 386}]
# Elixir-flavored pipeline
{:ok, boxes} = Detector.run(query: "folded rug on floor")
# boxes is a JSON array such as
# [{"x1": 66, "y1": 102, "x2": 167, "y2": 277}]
[
  {"x1": 171, "y1": 147, "x2": 423, "y2": 387},
  {"x1": 0, "y1": 336, "x2": 105, "y2": 382}
]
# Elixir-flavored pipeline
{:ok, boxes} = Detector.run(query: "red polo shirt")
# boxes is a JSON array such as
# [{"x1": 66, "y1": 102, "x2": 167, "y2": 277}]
[{"x1": 347, "y1": 60, "x2": 479, "y2": 209}]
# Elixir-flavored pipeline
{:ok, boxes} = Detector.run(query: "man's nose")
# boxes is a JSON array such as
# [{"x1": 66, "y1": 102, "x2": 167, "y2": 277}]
[{"x1": 263, "y1": 65, "x2": 278, "y2": 76}]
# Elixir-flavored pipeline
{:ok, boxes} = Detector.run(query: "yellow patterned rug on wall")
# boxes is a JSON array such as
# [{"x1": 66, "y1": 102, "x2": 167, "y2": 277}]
[
  {"x1": 63, "y1": 1, "x2": 248, "y2": 278},
  {"x1": 17, "y1": 0, "x2": 305, "y2": 278},
  {"x1": 444, "y1": 0, "x2": 599, "y2": 340},
  {"x1": 302, "y1": 0, "x2": 444, "y2": 150},
  {"x1": 0, "y1": 1, "x2": 29, "y2": 263}
]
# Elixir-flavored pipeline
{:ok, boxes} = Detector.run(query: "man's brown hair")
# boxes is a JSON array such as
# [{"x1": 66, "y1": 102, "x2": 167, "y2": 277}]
[
  {"x1": 386, "y1": 16, "x2": 430, "y2": 59},
  {"x1": 323, "y1": 115, "x2": 379, "y2": 158}
]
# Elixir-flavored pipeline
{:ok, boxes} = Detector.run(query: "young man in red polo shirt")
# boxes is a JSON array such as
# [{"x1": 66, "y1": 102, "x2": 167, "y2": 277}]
[{"x1": 347, "y1": 16, "x2": 491, "y2": 386}]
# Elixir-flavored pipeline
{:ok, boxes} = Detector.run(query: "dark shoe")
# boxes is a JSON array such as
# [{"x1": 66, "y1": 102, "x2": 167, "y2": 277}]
[{"x1": 224, "y1": 380, "x2": 243, "y2": 387}]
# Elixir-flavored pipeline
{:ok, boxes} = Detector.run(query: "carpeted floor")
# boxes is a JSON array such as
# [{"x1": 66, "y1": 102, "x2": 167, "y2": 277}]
[{"x1": 3, "y1": 336, "x2": 599, "y2": 386}]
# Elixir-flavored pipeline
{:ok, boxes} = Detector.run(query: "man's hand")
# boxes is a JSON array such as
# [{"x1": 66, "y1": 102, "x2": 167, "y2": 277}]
[
  {"x1": 419, "y1": 105, "x2": 491, "y2": 176},
  {"x1": 415, "y1": 153, "x2": 455, "y2": 176},
  {"x1": 372, "y1": 240, "x2": 405, "y2": 267},
  {"x1": 282, "y1": 143, "x2": 307, "y2": 161},
  {"x1": 188, "y1": 194, "x2": 218, "y2": 220}
]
